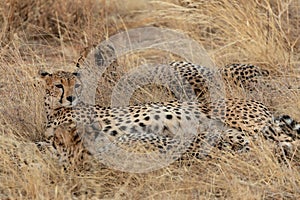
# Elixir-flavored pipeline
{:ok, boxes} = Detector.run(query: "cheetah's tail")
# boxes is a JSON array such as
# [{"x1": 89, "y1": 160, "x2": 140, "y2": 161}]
[{"x1": 275, "y1": 115, "x2": 300, "y2": 135}]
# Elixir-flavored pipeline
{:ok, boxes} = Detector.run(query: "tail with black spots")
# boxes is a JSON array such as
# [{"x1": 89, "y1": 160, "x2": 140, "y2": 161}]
[{"x1": 275, "y1": 115, "x2": 300, "y2": 138}]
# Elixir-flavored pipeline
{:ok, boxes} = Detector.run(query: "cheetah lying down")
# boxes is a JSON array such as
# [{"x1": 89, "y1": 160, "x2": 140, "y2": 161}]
[{"x1": 38, "y1": 61, "x2": 300, "y2": 168}]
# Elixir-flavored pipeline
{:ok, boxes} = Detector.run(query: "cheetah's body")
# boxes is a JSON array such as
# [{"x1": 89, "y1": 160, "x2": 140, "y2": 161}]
[
  {"x1": 39, "y1": 61, "x2": 299, "y2": 167},
  {"x1": 169, "y1": 61, "x2": 269, "y2": 100}
]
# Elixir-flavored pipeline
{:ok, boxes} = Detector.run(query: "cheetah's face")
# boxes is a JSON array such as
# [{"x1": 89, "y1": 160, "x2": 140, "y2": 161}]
[{"x1": 40, "y1": 71, "x2": 82, "y2": 109}]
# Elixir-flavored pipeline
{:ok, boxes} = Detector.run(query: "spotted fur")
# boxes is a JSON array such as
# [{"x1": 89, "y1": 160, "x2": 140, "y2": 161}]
[{"x1": 38, "y1": 62, "x2": 299, "y2": 168}]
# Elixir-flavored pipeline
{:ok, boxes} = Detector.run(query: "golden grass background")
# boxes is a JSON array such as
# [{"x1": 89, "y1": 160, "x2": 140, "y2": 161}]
[{"x1": 0, "y1": 0, "x2": 299, "y2": 199}]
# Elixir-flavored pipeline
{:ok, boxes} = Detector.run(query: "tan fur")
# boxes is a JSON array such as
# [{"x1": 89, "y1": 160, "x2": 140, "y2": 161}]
[{"x1": 39, "y1": 63, "x2": 299, "y2": 167}]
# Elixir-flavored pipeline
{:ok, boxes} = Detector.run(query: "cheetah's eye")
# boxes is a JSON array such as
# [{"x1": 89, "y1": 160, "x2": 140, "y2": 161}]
[
  {"x1": 75, "y1": 84, "x2": 81, "y2": 88},
  {"x1": 55, "y1": 84, "x2": 63, "y2": 89}
]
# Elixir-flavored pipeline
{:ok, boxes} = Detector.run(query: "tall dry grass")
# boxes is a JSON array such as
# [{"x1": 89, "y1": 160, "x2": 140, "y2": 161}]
[{"x1": 0, "y1": 0, "x2": 299, "y2": 199}]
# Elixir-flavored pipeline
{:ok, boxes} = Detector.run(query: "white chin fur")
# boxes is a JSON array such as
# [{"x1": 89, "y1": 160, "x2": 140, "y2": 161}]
[
  {"x1": 62, "y1": 100, "x2": 78, "y2": 107},
  {"x1": 72, "y1": 99, "x2": 79, "y2": 106}
]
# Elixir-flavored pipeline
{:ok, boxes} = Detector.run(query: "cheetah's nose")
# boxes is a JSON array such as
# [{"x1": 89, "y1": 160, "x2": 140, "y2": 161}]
[{"x1": 66, "y1": 96, "x2": 76, "y2": 102}]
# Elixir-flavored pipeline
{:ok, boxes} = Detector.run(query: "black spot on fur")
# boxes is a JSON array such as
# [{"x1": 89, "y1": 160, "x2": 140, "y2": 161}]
[
  {"x1": 154, "y1": 115, "x2": 160, "y2": 120},
  {"x1": 139, "y1": 122, "x2": 146, "y2": 127},
  {"x1": 144, "y1": 116, "x2": 150, "y2": 121},
  {"x1": 166, "y1": 114, "x2": 173, "y2": 120},
  {"x1": 110, "y1": 130, "x2": 118, "y2": 136}
]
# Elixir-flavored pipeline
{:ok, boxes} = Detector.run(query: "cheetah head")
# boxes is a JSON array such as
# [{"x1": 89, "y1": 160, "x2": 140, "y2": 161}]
[{"x1": 39, "y1": 70, "x2": 82, "y2": 110}]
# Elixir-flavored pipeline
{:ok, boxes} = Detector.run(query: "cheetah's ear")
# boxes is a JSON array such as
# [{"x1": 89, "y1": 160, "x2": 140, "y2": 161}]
[
  {"x1": 39, "y1": 70, "x2": 52, "y2": 78},
  {"x1": 76, "y1": 55, "x2": 84, "y2": 68},
  {"x1": 72, "y1": 72, "x2": 81, "y2": 77},
  {"x1": 33, "y1": 70, "x2": 51, "y2": 87}
]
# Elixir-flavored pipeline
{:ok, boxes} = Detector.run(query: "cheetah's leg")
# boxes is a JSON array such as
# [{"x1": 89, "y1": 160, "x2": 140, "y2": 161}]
[{"x1": 268, "y1": 115, "x2": 300, "y2": 161}]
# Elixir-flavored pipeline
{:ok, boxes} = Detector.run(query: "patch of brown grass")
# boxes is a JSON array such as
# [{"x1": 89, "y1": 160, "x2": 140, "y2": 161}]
[{"x1": 0, "y1": 0, "x2": 299, "y2": 199}]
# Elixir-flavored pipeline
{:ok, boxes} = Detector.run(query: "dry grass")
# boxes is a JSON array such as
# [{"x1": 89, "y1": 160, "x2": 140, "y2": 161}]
[{"x1": 0, "y1": 0, "x2": 300, "y2": 199}]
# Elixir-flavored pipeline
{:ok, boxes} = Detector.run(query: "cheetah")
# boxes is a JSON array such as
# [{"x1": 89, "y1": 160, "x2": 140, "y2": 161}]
[
  {"x1": 43, "y1": 100, "x2": 235, "y2": 169},
  {"x1": 38, "y1": 66, "x2": 299, "y2": 168},
  {"x1": 166, "y1": 61, "x2": 270, "y2": 102},
  {"x1": 89, "y1": 59, "x2": 270, "y2": 106},
  {"x1": 78, "y1": 44, "x2": 273, "y2": 105}
]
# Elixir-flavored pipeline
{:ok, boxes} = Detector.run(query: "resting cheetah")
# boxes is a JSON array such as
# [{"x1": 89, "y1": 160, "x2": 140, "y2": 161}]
[
  {"x1": 38, "y1": 64, "x2": 299, "y2": 168},
  {"x1": 78, "y1": 44, "x2": 271, "y2": 105},
  {"x1": 169, "y1": 61, "x2": 270, "y2": 98}
]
